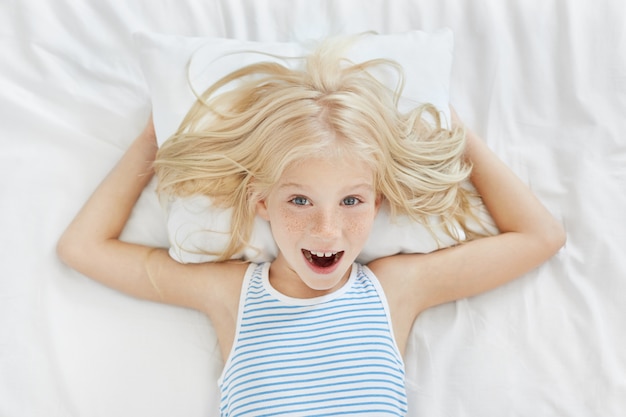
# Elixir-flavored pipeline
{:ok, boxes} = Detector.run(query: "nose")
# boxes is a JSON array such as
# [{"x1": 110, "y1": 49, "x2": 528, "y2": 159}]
[{"x1": 309, "y1": 208, "x2": 341, "y2": 240}]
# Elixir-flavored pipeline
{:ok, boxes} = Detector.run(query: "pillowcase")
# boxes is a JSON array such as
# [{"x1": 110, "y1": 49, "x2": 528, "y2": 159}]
[{"x1": 134, "y1": 29, "x2": 462, "y2": 264}]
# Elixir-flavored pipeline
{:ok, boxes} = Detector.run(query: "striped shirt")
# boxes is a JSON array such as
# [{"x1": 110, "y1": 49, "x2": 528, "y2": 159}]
[{"x1": 218, "y1": 262, "x2": 407, "y2": 416}]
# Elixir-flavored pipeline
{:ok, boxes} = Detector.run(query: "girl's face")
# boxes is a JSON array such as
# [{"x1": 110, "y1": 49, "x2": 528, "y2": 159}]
[{"x1": 257, "y1": 155, "x2": 381, "y2": 298}]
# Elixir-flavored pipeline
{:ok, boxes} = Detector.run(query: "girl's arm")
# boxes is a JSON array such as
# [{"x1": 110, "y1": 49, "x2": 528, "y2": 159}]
[
  {"x1": 375, "y1": 110, "x2": 566, "y2": 317},
  {"x1": 56, "y1": 117, "x2": 245, "y2": 312}
]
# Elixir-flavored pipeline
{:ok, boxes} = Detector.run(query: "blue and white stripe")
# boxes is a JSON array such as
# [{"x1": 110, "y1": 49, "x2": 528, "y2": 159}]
[{"x1": 219, "y1": 262, "x2": 407, "y2": 416}]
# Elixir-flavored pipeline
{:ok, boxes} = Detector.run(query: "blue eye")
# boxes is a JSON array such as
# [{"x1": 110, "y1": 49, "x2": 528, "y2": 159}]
[
  {"x1": 291, "y1": 196, "x2": 309, "y2": 206},
  {"x1": 342, "y1": 196, "x2": 360, "y2": 206}
]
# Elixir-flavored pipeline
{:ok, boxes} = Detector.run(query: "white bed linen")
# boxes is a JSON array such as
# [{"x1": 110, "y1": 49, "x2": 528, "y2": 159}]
[{"x1": 2, "y1": 1, "x2": 625, "y2": 416}]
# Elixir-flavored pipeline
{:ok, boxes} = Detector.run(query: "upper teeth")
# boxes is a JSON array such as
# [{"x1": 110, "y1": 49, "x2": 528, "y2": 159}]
[{"x1": 310, "y1": 251, "x2": 336, "y2": 257}]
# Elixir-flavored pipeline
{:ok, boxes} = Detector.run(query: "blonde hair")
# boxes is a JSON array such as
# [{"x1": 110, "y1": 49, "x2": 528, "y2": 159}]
[{"x1": 154, "y1": 35, "x2": 489, "y2": 261}]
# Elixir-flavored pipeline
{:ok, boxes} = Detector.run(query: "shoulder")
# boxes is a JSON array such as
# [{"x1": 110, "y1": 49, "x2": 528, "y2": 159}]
[
  {"x1": 364, "y1": 255, "x2": 431, "y2": 357},
  {"x1": 147, "y1": 251, "x2": 251, "y2": 317},
  {"x1": 366, "y1": 254, "x2": 431, "y2": 315}
]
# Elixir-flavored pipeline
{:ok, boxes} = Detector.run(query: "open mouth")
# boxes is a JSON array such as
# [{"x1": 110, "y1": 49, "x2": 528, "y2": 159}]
[{"x1": 302, "y1": 249, "x2": 344, "y2": 269}]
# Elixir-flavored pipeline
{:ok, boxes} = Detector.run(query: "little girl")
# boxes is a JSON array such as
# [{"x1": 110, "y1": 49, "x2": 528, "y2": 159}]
[{"x1": 57, "y1": 37, "x2": 565, "y2": 416}]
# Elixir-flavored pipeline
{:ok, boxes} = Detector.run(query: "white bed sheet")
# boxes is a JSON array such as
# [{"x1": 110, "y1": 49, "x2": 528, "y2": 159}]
[{"x1": 2, "y1": 1, "x2": 625, "y2": 416}]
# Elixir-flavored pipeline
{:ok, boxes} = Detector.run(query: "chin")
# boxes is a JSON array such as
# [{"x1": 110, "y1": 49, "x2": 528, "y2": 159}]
[{"x1": 301, "y1": 262, "x2": 352, "y2": 292}]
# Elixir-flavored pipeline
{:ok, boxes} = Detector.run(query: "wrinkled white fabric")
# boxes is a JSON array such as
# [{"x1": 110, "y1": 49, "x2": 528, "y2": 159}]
[{"x1": 1, "y1": 1, "x2": 624, "y2": 416}]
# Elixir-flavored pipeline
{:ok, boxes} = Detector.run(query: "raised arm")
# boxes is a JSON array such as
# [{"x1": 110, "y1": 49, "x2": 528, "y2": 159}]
[
  {"x1": 375, "y1": 109, "x2": 566, "y2": 318},
  {"x1": 56, "y1": 117, "x2": 245, "y2": 312}
]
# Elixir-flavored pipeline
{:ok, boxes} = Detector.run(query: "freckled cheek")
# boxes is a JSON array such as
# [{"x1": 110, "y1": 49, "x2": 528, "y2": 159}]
[
  {"x1": 344, "y1": 212, "x2": 375, "y2": 238},
  {"x1": 277, "y1": 207, "x2": 309, "y2": 233}
]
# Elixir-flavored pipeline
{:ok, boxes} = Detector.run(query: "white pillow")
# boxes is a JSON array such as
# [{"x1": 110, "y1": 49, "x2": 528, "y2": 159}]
[{"x1": 134, "y1": 29, "x2": 462, "y2": 264}]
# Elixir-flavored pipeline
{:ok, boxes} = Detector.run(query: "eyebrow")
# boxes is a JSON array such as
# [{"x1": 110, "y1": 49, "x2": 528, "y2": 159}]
[{"x1": 277, "y1": 182, "x2": 375, "y2": 192}]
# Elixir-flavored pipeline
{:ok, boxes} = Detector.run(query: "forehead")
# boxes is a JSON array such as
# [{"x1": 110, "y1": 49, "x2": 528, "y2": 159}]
[{"x1": 278, "y1": 156, "x2": 375, "y2": 190}]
